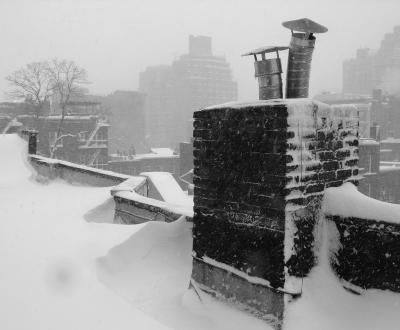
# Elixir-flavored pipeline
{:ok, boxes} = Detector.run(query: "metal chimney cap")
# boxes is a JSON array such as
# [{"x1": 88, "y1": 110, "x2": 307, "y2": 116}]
[
  {"x1": 282, "y1": 18, "x2": 328, "y2": 33},
  {"x1": 242, "y1": 46, "x2": 289, "y2": 56}
]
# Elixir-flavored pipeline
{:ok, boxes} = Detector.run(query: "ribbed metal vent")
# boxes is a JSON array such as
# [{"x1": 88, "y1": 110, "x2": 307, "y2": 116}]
[
  {"x1": 242, "y1": 46, "x2": 289, "y2": 100},
  {"x1": 286, "y1": 33, "x2": 315, "y2": 98},
  {"x1": 282, "y1": 18, "x2": 328, "y2": 99}
]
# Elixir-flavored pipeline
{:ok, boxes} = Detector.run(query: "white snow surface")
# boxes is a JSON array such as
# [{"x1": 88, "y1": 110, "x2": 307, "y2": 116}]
[
  {"x1": 0, "y1": 134, "x2": 267, "y2": 330},
  {"x1": 324, "y1": 182, "x2": 400, "y2": 224},
  {"x1": 284, "y1": 219, "x2": 400, "y2": 330},
  {"x1": 141, "y1": 171, "x2": 192, "y2": 206},
  {"x1": 150, "y1": 147, "x2": 175, "y2": 156},
  {"x1": 3, "y1": 134, "x2": 400, "y2": 330},
  {"x1": 359, "y1": 138, "x2": 379, "y2": 146}
]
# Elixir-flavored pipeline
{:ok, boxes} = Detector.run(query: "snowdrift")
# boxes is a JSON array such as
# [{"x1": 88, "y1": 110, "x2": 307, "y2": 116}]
[
  {"x1": 96, "y1": 217, "x2": 269, "y2": 330},
  {"x1": 0, "y1": 135, "x2": 268, "y2": 330},
  {"x1": 3, "y1": 134, "x2": 400, "y2": 330}
]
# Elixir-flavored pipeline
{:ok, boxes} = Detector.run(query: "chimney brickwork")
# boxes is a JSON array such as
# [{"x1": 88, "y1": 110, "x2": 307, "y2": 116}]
[{"x1": 191, "y1": 99, "x2": 359, "y2": 329}]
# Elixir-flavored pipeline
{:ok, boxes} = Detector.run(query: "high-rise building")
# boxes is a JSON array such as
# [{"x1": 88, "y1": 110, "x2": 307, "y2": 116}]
[
  {"x1": 139, "y1": 66, "x2": 177, "y2": 148},
  {"x1": 343, "y1": 26, "x2": 400, "y2": 95},
  {"x1": 139, "y1": 35, "x2": 237, "y2": 148},
  {"x1": 103, "y1": 90, "x2": 146, "y2": 154}
]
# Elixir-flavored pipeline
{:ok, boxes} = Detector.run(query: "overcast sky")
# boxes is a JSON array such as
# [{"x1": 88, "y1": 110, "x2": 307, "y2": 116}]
[{"x1": 0, "y1": 0, "x2": 399, "y2": 101}]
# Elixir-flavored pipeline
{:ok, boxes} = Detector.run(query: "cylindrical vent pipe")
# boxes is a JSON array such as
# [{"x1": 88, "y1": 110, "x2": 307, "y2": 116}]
[
  {"x1": 255, "y1": 57, "x2": 283, "y2": 99},
  {"x1": 282, "y1": 18, "x2": 328, "y2": 99},
  {"x1": 242, "y1": 46, "x2": 289, "y2": 100},
  {"x1": 286, "y1": 33, "x2": 315, "y2": 98}
]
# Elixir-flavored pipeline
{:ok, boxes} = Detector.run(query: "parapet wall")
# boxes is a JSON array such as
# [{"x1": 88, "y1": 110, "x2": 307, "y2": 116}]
[
  {"x1": 324, "y1": 183, "x2": 400, "y2": 292},
  {"x1": 28, "y1": 154, "x2": 191, "y2": 224},
  {"x1": 29, "y1": 154, "x2": 129, "y2": 187},
  {"x1": 114, "y1": 193, "x2": 188, "y2": 224}
]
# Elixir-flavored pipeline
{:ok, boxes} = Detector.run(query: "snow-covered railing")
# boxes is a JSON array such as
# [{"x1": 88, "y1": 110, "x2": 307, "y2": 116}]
[{"x1": 323, "y1": 183, "x2": 400, "y2": 293}]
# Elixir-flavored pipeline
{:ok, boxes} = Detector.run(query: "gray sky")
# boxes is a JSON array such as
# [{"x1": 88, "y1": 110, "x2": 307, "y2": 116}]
[{"x1": 0, "y1": 0, "x2": 399, "y2": 101}]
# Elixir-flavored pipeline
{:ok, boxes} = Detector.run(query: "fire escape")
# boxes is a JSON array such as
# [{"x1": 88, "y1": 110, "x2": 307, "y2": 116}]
[{"x1": 79, "y1": 120, "x2": 109, "y2": 168}]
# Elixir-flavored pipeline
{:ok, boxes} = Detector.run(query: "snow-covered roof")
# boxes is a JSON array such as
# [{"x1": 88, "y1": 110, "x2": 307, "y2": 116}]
[
  {"x1": 381, "y1": 138, "x2": 400, "y2": 144},
  {"x1": 359, "y1": 138, "x2": 379, "y2": 146},
  {"x1": 140, "y1": 171, "x2": 192, "y2": 206},
  {"x1": 110, "y1": 176, "x2": 147, "y2": 196},
  {"x1": 150, "y1": 148, "x2": 175, "y2": 156},
  {"x1": 5, "y1": 134, "x2": 400, "y2": 330},
  {"x1": 204, "y1": 98, "x2": 329, "y2": 111},
  {"x1": 379, "y1": 165, "x2": 400, "y2": 174}
]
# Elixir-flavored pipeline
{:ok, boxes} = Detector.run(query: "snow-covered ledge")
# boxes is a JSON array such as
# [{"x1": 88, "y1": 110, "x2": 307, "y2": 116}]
[
  {"x1": 111, "y1": 174, "x2": 193, "y2": 225},
  {"x1": 29, "y1": 154, "x2": 193, "y2": 224},
  {"x1": 323, "y1": 183, "x2": 400, "y2": 293},
  {"x1": 29, "y1": 154, "x2": 130, "y2": 187},
  {"x1": 113, "y1": 189, "x2": 193, "y2": 224}
]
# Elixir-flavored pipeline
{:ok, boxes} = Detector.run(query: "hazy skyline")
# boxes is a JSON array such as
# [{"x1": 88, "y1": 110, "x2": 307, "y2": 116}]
[{"x1": 0, "y1": 0, "x2": 399, "y2": 101}]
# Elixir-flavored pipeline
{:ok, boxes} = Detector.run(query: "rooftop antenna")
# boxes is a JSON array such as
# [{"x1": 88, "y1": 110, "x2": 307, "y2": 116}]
[
  {"x1": 282, "y1": 18, "x2": 328, "y2": 98},
  {"x1": 242, "y1": 46, "x2": 289, "y2": 100}
]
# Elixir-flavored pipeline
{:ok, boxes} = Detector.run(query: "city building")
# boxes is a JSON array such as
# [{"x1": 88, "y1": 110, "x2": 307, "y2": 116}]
[
  {"x1": 17, "y1": 114, "x2": 109, "y2": 169},
  {"x1": 139, "y1": 66, "x2": 175, "y2": 149},
  {"x1": 51, "y1": 91, "x2": 146, "y2": 154},
  {"x1": 103, "y1": 90, "x2": 146, "y2": 154},
  {"x1": 108, "y1": 147, "x2": 179, "y2": 178},
  {"x1": 343, "y1": 25, "x2": 400, "y2": 96},
  {"x1": 370, "y1": 92, "x2": 400, "y2": 139},
  {"x1": 139, "y1": 35, "x2": 237, "y2": 148},
  {"x1": 314, "y1": 92, "x2": 372, "y2": 138},
  {"x1": 358, "y1": 137, "x2": 400, "y2": 204},
  {"x1": 0, "y1": 101, "x2": 40, "y2": 116}
]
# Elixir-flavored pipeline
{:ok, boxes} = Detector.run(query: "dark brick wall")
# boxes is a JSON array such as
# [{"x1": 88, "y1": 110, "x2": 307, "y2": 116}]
[
  {"x1": 193, "y1": 104, "x2": 289, "y2": 288},
  {"x1": 327, "y1": 215, "x2": 400, "y2": 292},
  {"x1": 191, "y1": 99, "x2": 359, "y2": 325},
  {"x1": 192, "y1": 99, "x2": 360, "y2": 282}
]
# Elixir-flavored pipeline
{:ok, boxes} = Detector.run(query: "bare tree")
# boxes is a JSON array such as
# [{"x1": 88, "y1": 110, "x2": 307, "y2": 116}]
[
  {"x1": 5, "y1": 61, "x2": 53, "y2": 120},
  {"x1": 6, "y1": 58, "x2": 89, "y2": 158},
  {"x1": 47, "y1": 59, "x2": 88, "y2": 158}
]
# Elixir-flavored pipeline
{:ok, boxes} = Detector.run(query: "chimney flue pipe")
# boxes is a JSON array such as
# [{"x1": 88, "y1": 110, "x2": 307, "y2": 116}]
[
  {"x1": 243, "y1": 46, "x2": 289, "y2": 100},
  {"x1": 283, "y1": 18, "x2": 328, "y2": 98}
]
